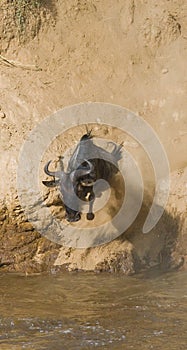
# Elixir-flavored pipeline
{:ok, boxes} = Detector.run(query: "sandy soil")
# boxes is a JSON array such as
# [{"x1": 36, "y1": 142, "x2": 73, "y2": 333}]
[{"x1": 0, "y1": 0, "x2": 186, "y2": 273}]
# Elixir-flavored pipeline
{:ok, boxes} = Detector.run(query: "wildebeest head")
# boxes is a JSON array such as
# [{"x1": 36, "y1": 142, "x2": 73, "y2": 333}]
[{"x1": 43, "y1": 156, "x2": 96, "y2": 222}]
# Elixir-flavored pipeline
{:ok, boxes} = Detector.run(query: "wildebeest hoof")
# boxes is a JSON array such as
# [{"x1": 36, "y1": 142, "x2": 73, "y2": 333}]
[
  {"x1": 87, "y1": 213, "x2": 95, "y2": 220},
  {"x1": 66, "y1": 217, "x2": 80, "y2": 222},
  {"x1": 66, "y1": 213, "x2": 81, "y2": 222}
]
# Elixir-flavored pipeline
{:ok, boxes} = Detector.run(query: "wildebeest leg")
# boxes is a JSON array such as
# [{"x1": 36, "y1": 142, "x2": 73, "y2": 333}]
[
  {"x1": 86, "y1": 192, "x2": 95, "y2": 220},
  {"x1": 65, "y1": 205, "x2": 81, "y2": 222}
]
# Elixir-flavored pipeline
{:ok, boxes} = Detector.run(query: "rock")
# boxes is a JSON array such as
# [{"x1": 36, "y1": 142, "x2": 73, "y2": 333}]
[
  {"x1": 0, "y1": 111, "x2": 6, "y2": 119},
  {"x1": 162, "y1": 68, "x2": 169, "y2": 74}
]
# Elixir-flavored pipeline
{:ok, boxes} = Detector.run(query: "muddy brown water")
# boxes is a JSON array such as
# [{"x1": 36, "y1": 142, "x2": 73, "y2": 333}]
[{"x1": 0, "y1": 270, "x2": 187, "y2": 350}]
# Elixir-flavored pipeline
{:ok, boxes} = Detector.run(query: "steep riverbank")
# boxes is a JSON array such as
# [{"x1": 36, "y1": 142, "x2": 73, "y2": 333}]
[{"x1": 0, "y1": 0, "x2": 186, "y2": 273}]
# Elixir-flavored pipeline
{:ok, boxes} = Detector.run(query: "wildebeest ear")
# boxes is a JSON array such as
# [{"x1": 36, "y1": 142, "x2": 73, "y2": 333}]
[{"x1": 42, "y1": 180, "x2": 59, "y2": 187}]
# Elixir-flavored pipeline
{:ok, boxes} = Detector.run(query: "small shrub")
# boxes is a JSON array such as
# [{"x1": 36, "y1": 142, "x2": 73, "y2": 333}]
[{"x1": 12, "y1": 0, "x2": 41, "y2": 33}]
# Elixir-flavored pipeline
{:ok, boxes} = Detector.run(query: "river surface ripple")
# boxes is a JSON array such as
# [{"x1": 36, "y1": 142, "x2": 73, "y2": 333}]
[{"x1": 0, "y1": 270, "x2": 187, "y2": 349}]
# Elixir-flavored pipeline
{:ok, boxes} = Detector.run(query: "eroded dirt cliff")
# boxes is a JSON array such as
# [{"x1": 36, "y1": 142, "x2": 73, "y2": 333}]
[{"x1": 0, "y1": 0, "x2": 186, "y2": 273}]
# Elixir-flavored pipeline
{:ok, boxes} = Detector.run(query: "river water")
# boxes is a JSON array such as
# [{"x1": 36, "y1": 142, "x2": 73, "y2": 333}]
[{"x1": 0, "y1": 269, "x2": 187, "y2": 349}]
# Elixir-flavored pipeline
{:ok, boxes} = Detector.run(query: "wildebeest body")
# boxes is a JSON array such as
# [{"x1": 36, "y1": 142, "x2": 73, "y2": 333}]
[{"x1": 43, "y1": 131, "x2": 122, "y2": 222}]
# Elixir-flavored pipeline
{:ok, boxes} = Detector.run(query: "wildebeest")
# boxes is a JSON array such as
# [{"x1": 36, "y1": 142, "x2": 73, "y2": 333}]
[{"x1": 42, "y1": 130, "x2": 122, "y2": 222}]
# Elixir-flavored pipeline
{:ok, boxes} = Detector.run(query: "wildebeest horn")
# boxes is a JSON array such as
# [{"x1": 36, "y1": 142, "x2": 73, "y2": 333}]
[{"x1": 44, "y1": 160, "x2": 62, "y2": 178}]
